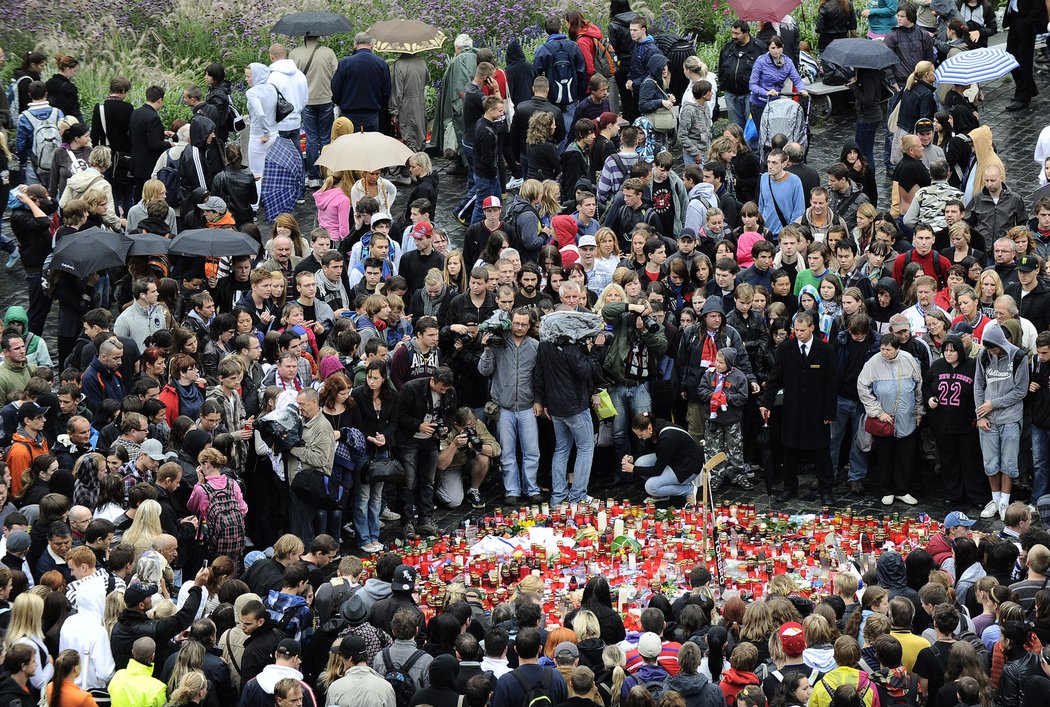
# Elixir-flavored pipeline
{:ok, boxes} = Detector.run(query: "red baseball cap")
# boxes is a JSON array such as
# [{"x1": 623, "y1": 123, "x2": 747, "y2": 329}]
[
  {"x1": 779, "y1": 622, "x2": 806, "y2": 657},
  {"x1": 411, "y1": 222, "x2": 434, "y2": 239},
  {"x1": 482, "y1": 196, "x2": 502, "y2": 210}
]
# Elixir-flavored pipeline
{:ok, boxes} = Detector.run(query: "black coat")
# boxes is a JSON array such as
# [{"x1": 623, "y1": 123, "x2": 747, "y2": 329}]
[
  {"x1": 90, "y1": 98, "x2": 134, "y2": 153},
  {"x1": 511, "y1": 98, "x2": 565, "y2": 154},
  {"x1": 211, "y1": 166, "x2": 258, "y2": 225},
  {"x1": 1006, "y1": 280, "x2": 1050, "y2": 334},
  {"x1": 763, "y1": 336, "x2": 838, "y2": 449},
  {"x1": 240, "y1": 627, "x2": 282, "y2": 688},
  {"x1": 45, "y1": 74, "x2": 82, "y2": 123},
  {"x1": 129, "y1": 104, "x2": 169, "y2": 181},
  {"x1": 110, "y1": 588, "x2": 204, "y2": 673},
  {"x1": 242, "y1": 558, "x2": 285, "y2": 597},
  {"x1": 396, "y1": 377, "x2": 458, "y2": 441}
]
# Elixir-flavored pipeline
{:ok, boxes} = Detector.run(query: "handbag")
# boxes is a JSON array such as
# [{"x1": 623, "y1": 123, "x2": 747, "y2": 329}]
[
  {"x1": 595, "y1": 388, "x2": 617, "y2": 420},
  {"x1": 273, "y1": 85, "x2": 294, "y2": 123},
  {"x1": 864, "y1": 362, "x2": 903, "y2": 438},
  {"x1": 98, "y1": 103, "x2": 135, "y2": 184},
  {"x1": 290, "y1": 466, "x2": 346, "y2": 510},
  {"x1": 366, "y1": 453, "x2": 405, "y2": 484},
  {"x1": 596, "y1": 419, "x2": 614, "y2": 448},
  {"x1": 644, "y1": 81, "x2": 678, "y2": 131}
]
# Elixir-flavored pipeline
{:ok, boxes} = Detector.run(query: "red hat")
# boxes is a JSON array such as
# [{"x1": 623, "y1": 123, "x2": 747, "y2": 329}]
[
  {"x1": 410, "y1": 221, "x2": 434, "y2": 239},
  {"x1": 779, "y1": 622, "x2": 806, "y2": 656},
  {"x1": 482, "y1": 196, "x2": 502, "y2": 209}
]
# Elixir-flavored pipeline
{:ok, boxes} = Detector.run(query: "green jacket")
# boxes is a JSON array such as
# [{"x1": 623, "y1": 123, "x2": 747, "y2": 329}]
[
  {"x1": 0, "y1": 361, "x2": 32, "y2": 403},
  {"x1": 600, "y1": 302, "x2": 668, "y2": 385},
  {"x1": 108, "y1": 659, "x2": 166, "y2": 707}
]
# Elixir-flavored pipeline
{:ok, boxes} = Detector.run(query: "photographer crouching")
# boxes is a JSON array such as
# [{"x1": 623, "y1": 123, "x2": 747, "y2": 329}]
[{"x1": 435, "y1": 407, "x2": 500, "y2": 509}]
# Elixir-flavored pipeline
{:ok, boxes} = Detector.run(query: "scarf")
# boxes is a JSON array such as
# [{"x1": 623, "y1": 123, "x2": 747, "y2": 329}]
[
  {"x1": 73, "y1": 451, "x2": 101, "y2": 509},
  {"x1": 700, "y1": 330, "x2": 719, "y2": 369},
  {"x1": 315, "y1": 271, "x2": 350, "y2": 309},
  {"x1": 422, "y1": 285, "x2": 447, "y2": 316},
  {"x1": 710, "y1": 370, "x2": 728, "y2": 417},
  {"x1": 871, "y1": 666, "x2": 910, "y2": 698}
]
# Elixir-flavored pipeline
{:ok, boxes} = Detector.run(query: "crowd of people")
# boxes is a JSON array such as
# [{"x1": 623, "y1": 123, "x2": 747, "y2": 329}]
[{"x1": 0, "y1": 0, "x2": 1046, "y2": 705}]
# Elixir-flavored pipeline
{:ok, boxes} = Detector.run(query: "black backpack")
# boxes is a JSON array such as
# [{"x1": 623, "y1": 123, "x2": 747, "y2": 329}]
[
  {"x1": 381, "y1": 648, "x2": 425, "y2": 707},
  {"x1": 873, "y1": 674, "x2": 919, "y2": 707},
  {"x1": 512, "y1": 667, "x2": 556, "y2": 707},
  {"x1": 548, "y1": 40, "x2": 578, "y2": 105}
]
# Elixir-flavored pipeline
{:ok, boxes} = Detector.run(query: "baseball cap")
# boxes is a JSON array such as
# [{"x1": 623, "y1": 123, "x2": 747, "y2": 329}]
[
  {"x1": 1017, "y1": 255, "x2": 1040, "y2": 273},
  {"x1": 578, "y1": 235, "x2": 597, "y2": 248},
  {"x1": 200, "y1": 196, "x2": 227, "y2": 212},
  {"x1": 276, "y1": 639, "x2": 302, "y2": 657},
  {"x1": 332, "y1": 634, "x2": 367, "y2": 657},
  {"x1": 370, "y1": 212, "x2": 392, "y2": 227},
  {"x1": 888, "y1": 313, "x2": 911, "y2": 332},
  {"x1": 554, "y1": 642, "x2": 579, "y2": 659},
  {"x1": 244, "y1": 550, "x2": 267, "y2": 568},
  {"x1": 678, "y1": 228, "x2": 697, "y2": 241},
  {"x1": 914, "y1": 118, "x2": 935, "y2": 133},
  {"x1": 779, "y1": 622, "x2": 806, "y2": 657},
  {"x1": 950, "y1": 321, "x2": 974, "y2": 335},
  {"x1": 482, "y1": 196, "x2": 502, "y2": 210},
  {"x1": 410, "y1": 221, "x2": 434, "y2": 239},
  {"x1": 124, "y1": 581, "x2": 158, "y2": 606},
  {"x1": 944, "y1": 511, "x2": 977, "y2": 529},
  {"x1": 18, "y1": 402, "x2": 49, "y2": 423},
  {"x1": 638, "y1": 632, "x2": 663, "y2": 659},
  {"x1": 391, "y1": 564, "x2": 417, "y2": 593},
  {"x1": 139, "y1": 438, "x2": 167, "y2": 461},
  {"x1": 6, "y1": 531, "x2": 30, "y2": 554},
  {"x1": 595, "y1": 112, "x2": 619, "y2": 130}
]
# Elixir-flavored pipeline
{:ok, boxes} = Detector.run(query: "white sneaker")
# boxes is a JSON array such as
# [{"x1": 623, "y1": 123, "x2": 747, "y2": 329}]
[
  {"x1": 881, "y1": 495, "x2": 894, "y2": 506},
  {"x1": 980, "y1": 499, "x2": 999, "y2": 518},
  {"x1": 644, "y1": 496, "x2": 670, "y2": 503},
  {"x1": 506, "y1": 177, "x2": 524, "y2": 190},
  {"x1": 896, "y1": 494, "x2": 918, "y2": 505},
  {"x1": 999, "y1": 501, "x2": 1008, "y2": 521},
  {"x1": 380, "y1": 508, "x2": 401, "y2": 521}
]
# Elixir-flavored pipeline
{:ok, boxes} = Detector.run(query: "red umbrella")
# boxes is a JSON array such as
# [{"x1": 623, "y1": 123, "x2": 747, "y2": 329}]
[{"x1": 727, "y1": 0, "x2": 801, "y2": 23}]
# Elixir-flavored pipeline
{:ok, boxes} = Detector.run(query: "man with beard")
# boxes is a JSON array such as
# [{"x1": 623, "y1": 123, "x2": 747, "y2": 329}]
[{"x1": 514, "y1": 264, "x2": 543, "y2": 309}]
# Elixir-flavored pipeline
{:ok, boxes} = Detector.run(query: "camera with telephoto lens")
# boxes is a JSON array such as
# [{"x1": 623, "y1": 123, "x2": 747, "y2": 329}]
[
  {"x1": 433, "y1": 420, "x2": 449, "y2": 439},
  {"x1": 633, "y1": 312, "x2": 661, "y2": 334},
  {"x1": 480, "y1": 318, "x2": 512, "y2": 347}
]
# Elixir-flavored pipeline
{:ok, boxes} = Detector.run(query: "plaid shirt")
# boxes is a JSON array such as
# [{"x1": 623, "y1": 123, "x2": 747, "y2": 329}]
[
  {"x1": 120, "y1": 460, "x2": 153, "y2": 504},
  {"x1": 261, "y1": 137, "x2": 304, "y2": 221},
  {"x1": 265, "y1": 589, "x2": 314, "y2": 645}
]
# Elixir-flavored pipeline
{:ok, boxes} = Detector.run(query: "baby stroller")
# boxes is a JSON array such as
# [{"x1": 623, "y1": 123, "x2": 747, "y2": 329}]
[{"x1": 759, "y1": 94, "x2": 810, "y2": 161}]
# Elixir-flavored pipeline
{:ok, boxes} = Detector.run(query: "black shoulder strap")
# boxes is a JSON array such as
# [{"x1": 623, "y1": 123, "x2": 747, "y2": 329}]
[
  {"x1": 400, "y1": 649, "x2": 425, "y2": 673},
  {"x1": 611, "y1": 153, "x2": 627, "y2": 177},
  {"x1": 766, "y1": 174, "x2": 790, "y2": 228},
  {"x1": 301, "y1": 44, "x2": 321, "y2": 76}
]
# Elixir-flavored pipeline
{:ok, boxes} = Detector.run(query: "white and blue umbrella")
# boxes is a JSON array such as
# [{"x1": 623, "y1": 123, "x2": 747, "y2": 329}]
[{"x1": 934, "y1": 47, "x2": 1019, "y2": 85}]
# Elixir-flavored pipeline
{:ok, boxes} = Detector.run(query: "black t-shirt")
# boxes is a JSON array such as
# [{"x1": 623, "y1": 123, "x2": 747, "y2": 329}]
[
  {"x1": 651, "y1": 178, "x2": 675, "y2": 238},
  {"x1": 893, "y1": 155, "x2": 931, "y2": 193},
  {"x1": 913, "y1": 640, "x2": 953, "y2": 703},
  {"x1": 463, "y1": 83, "x2": 486, "y2": 145}
]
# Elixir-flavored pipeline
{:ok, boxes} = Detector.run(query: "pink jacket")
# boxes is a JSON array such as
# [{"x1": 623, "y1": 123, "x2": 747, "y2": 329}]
[
  {"x1": 313, "y1": 187, "x2": 351, "y2": 241},
  {"x1": 187, "y1": 474, "x2": 247, "y2": 519},
  {"x1": 736, "y1": 231, "x2": 765, "y2": 268}
]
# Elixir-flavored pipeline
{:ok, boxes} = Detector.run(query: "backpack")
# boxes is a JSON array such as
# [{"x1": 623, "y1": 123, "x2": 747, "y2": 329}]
[
  {"x1": 511, "y1": 667, "x2": 555, "y2": 707},
  {"x1": 156, "y1": 153, "x2": 182, "y2": 208},
  {"x1": 639, "y1": 677, "x2": 668, "y2": 701},
  {"x1": 873, "y1": 674, "x2": 919, "y2": 707},
  {"x1": 978, "y1": 347, "x2": 1027, "y2": 379},
  {"x1": 956, "y1": 630, "x2": 991, "y2": 671},
  {"x1": 548, "y1": 41, "x2": 578, "y2": 106},
  {"x1": 25, "y1": 108, "x2": 61, "y2": 171},
  {"x1": 381, "y1": 648, "x2": 425, "y2": 707},
  {"x1": 200, "y1": 478, "x2": 246, "y2": 559},
  {"x1": 592, "y1": 35, "x2": 618, "y2": 78}
]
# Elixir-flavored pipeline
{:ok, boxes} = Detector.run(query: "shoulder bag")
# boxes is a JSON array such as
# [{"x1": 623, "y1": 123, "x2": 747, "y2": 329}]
[
  {"x1": 644, "y1": 80, "x2": 678, "y2": 131},
  {"x1": 864, "y1": 362, "x2": 901, "y2": 438},
  {"x1": 365, "y1": 450, "x2": 405, "y2": 484},
  {"x1": 99, "y1": 102, "x2": 135, "y2": 184}
]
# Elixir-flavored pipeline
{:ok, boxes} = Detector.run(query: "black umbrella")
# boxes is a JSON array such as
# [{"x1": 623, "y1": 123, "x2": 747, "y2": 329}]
[
  {"x1": 820, "y1": 38, "x2": 899, "y2": 70},
  {"x1": 168, "y1": 229, "x2": 260, "y2": 258},
  {"x1": 272, "y1": 11, "x2": 353, "y2": 37},
  {"x1": 50, "y1": 228, "x2": 133, "y2": 278},
  {"x1": 127, "y1": 234, "x2": 170, "y2": 257}
]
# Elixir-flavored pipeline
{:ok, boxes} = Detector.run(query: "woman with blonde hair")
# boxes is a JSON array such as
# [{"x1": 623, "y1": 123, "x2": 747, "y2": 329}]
[
  {"x1": 595, "y1": 283, "x2": 628, "y2": 313},
  {"x1": 403, "y1": 152, "x2": 439, "y2": 224},
  {"x1": 892, "y1": 61, "x2": 937, "y2": 164},
  {"x1": 60, "y1": 146, "x2": 122, "y2": 231},
  {"x1": 317, "y1": 637, "x2": 347, "y2": 704},
  {"x1": 313, "y1": 171, "x2": 353, "y2": 242},
  {"x1": 573, "y1": 609, "x2": 607, "y2": 672},
  {"x1": 5, "y1": 592, "x2": 53, "y2": 691},
  {"x1": 526, "y1": 113, "x2": 560, "y2": 181},
  {"x1": 103, "y1": 590, "x2": 125, "y2": 636},
  {"x1": 593, "y1": 227, "x2": 621, "y2": 291},
  {"x1": 272, "y1": 214, "x2": 308, "y2": 257},
  {"x1": 122, "y1": 499, "x2": 164, "y2": 561},
  {"x1": 165, "y1": 670, "x2": 208, "y2": 707},
  {"x1": 510, "y1": 575, "x2": 544, "y2": 605},
  {"x1": 442, "y1": 250, "x2": 468, "y2": 293},
  {"x1": 317, "y1": 117, "x2": 354, "y2": 180},
  {"x1": 350, "y1": 168, "x2": 397, "y2": 214},
  {"x1": 597, "y1": 644, "x2": 627, "y2": 707},
  {"x1": 977, "y1": 269, "x2": 1003, "y2": 318},
  {"x1": 126, "y1": 178, "x2": 177, "y2": 234},
  {"x1": 166, "y1": 641, "x2": 207, "y2": 698}
]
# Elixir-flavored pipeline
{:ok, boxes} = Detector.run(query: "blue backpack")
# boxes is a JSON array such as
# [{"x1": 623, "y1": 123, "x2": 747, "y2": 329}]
[
  {"x1": 549, "y1": 40, "x2": 578, "y2": 105},
  {"x1": 156, "y1": 152, "x2": 182, "y2": 208}
]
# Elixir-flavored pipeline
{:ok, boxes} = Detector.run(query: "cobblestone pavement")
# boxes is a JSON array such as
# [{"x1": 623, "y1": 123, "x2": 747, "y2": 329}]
[{"x1": 2, "y1": 73, "x2": 1043, "y2": 543}]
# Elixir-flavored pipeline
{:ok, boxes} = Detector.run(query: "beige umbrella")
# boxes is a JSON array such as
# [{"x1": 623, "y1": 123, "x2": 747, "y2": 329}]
[
  {"x1": 315, "y1": 132, "x2": 416, "y2": 173},
  {"x1": 366, "y1": 20, "x2": 446, "y2": 54}
]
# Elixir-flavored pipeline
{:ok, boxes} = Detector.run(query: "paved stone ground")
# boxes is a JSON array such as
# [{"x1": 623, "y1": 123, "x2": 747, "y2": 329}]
[{"x1": 2, "y1": 72, "x2": 1045, "y2": 545}]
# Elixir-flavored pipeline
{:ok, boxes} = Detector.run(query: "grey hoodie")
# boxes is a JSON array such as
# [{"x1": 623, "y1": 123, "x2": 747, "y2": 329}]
[
  {"x1": 974, "y1": 321, "x2": 1029, "y2": 425},
  {"x1": 685, "y1": 182, "x2": 717, "y2": 233},
  {"x1": 478, "y1": 334, "x2": 539, "y2": 411},
  {"x1": 356, "y1": 577, "x2": 392, "y2": 610}
]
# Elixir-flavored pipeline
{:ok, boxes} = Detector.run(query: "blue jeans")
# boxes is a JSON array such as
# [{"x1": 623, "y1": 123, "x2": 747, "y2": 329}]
[
  {"x1": 1033, "y1": 426, "x2": 1050, "y2": 500},
  {"x1": 640, "y1": 454, "x2": 695, "y2": 498},
  {"x1": 471, "y1": 174, "x2": 502, "y2": 225},
  {"x1": 980, "y1": 421, "x2": 1021, "y2": 478},
  {"x1": 855, "y1": 120, "x2": 878, "y2": 175},
  {"x1": 498, "y1": 407, "x2": 540, "y2": 497},
  {"x1": 609, "y1": 382, "x2": 652, "y2": 458},
  {"x1": 551, "y1": 408, "x2": 595, "y2": 503},
  {"x1": 342, "y1": 111, "x2": 379, "y2": 132},
  {"x1": 397, "y1": 439, "x2": 440, "y2": 522},
  {"x1": 682, "y1": 152, "x2": 702, "y2": 167},
  {"x1": 302, "y1": 103, "x2": 335, "y2": 179},
  {"x1": 289, "y1": 486, "x2": 325, "y2": 546},
  {"x1": 353, "y1": 476, "x2": 384, "y2": 544},
  {"x1": 725, "y1": 92, "x2": 749, "y2": 130},
  {"x1": 830, "y1": 397, "x2": 869, "y2": 481},
  {"x1": 562, "y1": 101, "x2": 577, "y2": 136}
]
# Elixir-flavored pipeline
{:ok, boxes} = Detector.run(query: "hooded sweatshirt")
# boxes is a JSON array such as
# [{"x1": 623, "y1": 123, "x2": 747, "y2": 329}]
[
  {"x1": 974, "y1": 321, "x2": 1028, "y2": 425},
  {"x1": 719, "y1": 667, "x2": 761, "y2": 705},
  {"x1": 313, "y1": 185, "x2": 352, "y2": 241},
  {"x1": 179, "y1": 115, "x2": 223, "y2": 200},
  {"x1": 697, "y1": 347, "x2": 749, "y2": 425},
  {"x1": 877, "y1": 552, "x2": 923, "y2": 619},
  {"x1": 61, "y1": 168, "x2": 121, "y2": 231},
  {"x1": 866, "y1": 277, "x2": 905, "y2": 336},
  {"x1": 3, "y1": 307, "x2": 51, "y2": 368},
  {"x1": 267, "y1": 59, "x2": 307, "y2": 132},
  {"x1": 59, "y1": 578, "x2": 115, "y2": 690},
  {"x1": 684, "y1": 181, "x2": 717, "y2": 234},
  {"x1": 505, "y1": 39, "x2": 537, "y2": 106},
  {"x1": 803, "y1": 643, "x2": 838, "y2": 673},
  {"x1": 922, "y1": 335, "x2": 978, "y2": 434},
  {"x1": 638, "y1": 54, "x2": 671, "y2": 116},
  {"x1": 246, "y1": 64, "x2": 278, "y2": 138},
  {"x1": 356, "y1": 578, "x2": 392, "y2": 611}
]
